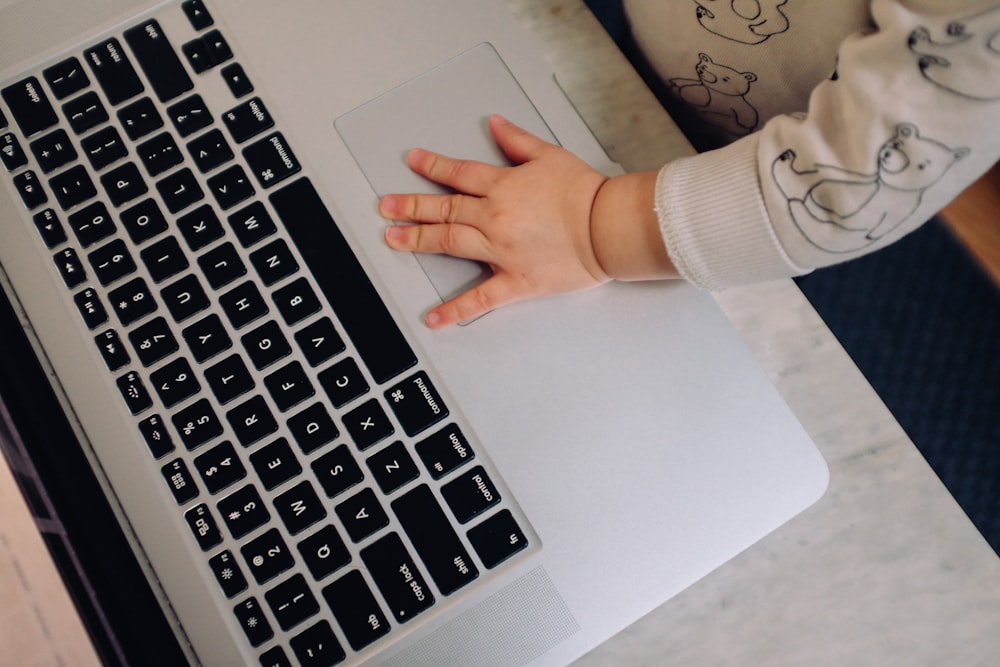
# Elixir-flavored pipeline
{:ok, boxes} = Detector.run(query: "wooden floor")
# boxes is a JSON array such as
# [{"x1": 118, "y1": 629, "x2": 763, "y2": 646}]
[{"x1": 939, "y1": 162, "x2": 1000, "y2": 288}]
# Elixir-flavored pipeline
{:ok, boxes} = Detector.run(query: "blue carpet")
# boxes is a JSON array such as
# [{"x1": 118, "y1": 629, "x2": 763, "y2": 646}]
[{"x1": 584, "y1": 0, "x2": 1000, "y2": 554}]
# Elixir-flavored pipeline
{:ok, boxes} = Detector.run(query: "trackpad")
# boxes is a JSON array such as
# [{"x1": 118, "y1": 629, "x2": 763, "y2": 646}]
[{"x1": 335, "y1": 42, "x2": 557, "y2": 304}]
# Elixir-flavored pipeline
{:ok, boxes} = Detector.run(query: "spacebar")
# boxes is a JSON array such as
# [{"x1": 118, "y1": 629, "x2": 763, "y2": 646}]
[{"x1": 270, "y1": 178, "x2": 417, "y2": 384}]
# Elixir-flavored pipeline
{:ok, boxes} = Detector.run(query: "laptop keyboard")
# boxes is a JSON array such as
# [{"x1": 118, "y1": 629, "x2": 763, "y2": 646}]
[{"x1": 0, "y1": 1, "x2": 531, "y2": 663}]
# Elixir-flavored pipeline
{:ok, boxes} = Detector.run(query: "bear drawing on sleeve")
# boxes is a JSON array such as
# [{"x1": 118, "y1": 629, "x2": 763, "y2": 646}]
[
  {"x1": 669, "y1": 53, "x2": 759, "y2": 138},
  {"x1": 908, "y1": 5, "x2": 1000, "y2": 100},
  {"x1": 772, "y1": 123, "x2": 969, "y2": 253},
  {"x1": 692, "y1": 0, "x2": 790, "y2": 45}
]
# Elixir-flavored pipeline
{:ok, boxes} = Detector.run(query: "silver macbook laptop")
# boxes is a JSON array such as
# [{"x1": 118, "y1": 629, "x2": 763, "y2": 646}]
[{"x1": 0, "y1": 0, "x2": 829, "y2": 665}]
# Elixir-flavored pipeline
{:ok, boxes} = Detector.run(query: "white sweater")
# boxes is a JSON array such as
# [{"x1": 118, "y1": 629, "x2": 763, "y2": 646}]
[{"x1": 623, "y1": 0, "x2": 1000, "y2": 289}]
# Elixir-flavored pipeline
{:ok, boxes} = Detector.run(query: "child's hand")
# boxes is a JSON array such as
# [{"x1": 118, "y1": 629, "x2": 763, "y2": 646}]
[{"x1": 379, "y1": 115, "x2": 612, "y2": 328}]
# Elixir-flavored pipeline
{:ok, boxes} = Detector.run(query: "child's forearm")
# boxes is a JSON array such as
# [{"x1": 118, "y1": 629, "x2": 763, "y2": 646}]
[{"x1": 591, "y1": 170, "x2": 679, "y2": 281}]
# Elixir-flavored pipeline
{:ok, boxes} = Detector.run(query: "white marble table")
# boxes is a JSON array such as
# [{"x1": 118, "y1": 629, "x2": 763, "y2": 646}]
[{"x1": 508, "y1": 1, "x2": 1000, "y2": 665}]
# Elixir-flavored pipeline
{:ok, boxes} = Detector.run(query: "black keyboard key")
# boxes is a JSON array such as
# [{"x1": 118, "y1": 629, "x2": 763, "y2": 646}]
[
  {"x1": 182, "y1": 0, "x2": 214, "y2": 30},
  {"x1": 84, "y1": 38, "x2": 144, "y2": 105},
  {"x1": 101, "y1": 162, "x2": 148, "y2": 207},
  {"x1": 54, "y1": 247, "x2": 86, "y2": 288},
  {"x1": 228, "y1": 200, "x2": 276, "y2": 247},
  {"x1": 62, "y1": 91, "x2": 108, "y2": 135},
  {"x1": 361, "y1": 532, "x2": 434, "y2": 624},
  {"x1": 129, "y1": 316, "x2": 179, "y2": 367},
  {"x1": 198, "y1": 241, "x2": 246, "y2": 289},
  {"x1": 441, "y1": 466, "x2": 501, "y2": 524},
  {"x1": 218, "y1": 484, "x2": 270, "y2": 539},
  {"x1": 265, "y1": 573, "x2": 320, "y2": 632},
  {"x1": 207, "y1": 164, "x2": 254, "y2": 209},
  {"x1": 289, "y1": 621, "x2": 344, "y2": 667},
  {"x1": 0, "y1": 107, "x2": 5, "y2": 129},
  {"x1": 288, "y1": 402, "x2": 339, "y2": 455},
  {"x1": 249, "y1": 437, "x2": 301, "y2": 491},
  {"x1": 366, "y1": 441, "x2": 419, "y2": 495},
  {"x1": 261, "y1": 645, "x2": 291, "y2": 667},
  {"x1": 271, "y1": 178, "x2": 417, "y2": 384},
  {"x1": 188, "y1": 128, "x2": 233, "y2": 173},
  {"x1": 161, "y1": 273, "x2": 209, "y2": 322},
  {"x1": 95, "y1": 328, "x2": 130, "y2": 371},
  {"x1": 222, "y1": 96, "x2": 274, "y2": 144},
  {"x1": 264, "y1": 361, "x2": 314, "y2": 412},
  {"x1": 123, "y1": 20, "x2": 194, "y2": 103},
  {"x1": 137, "y1": 132, "x2": 183, "y2": 177},
  {"x1": 118, "y1": 97, "x2": 163, "y2": 140},
  {"x1": 173, "y1": 397, "x2": 223, "y2": 450},
  {"x1": 294, "y1": 318, "x2": 344, "y2": 367},
  {"x1": 43, "y1": 58, "x2": 90, "y2": 99},
  {"x1": 220, "y1": 280, "x2": 268, "y2": 329},
  {"x1": 75, "y1": 287, "x2": 108, "y2": 329},
  {"x1": 208, "y1": 550, "x2": 247, "y2": 598},
  {"x1": 311, "y1": 445, "x2": 364, "y2": 499},
  {"x1": 242, "y1": 320, "x2": 291, "y2": 370},
  {"x1": 343, "y1": 399, "x2": 393, "y2": 451},
  {"x1": 318, "y1": 357, "x2": 368, "y2": 409},
  {"x1": 121, "y1": 198, "x2": 168, "y2": 244},
  {"x1": 392, "y1": 484, "x2": 479, "y2": 595},
  {"x1": 335, "y1": 487, "x2": 388, "y2": 543},
  {"x1": 205, "y1": 353, "x2": 255, "y2": 404},
  {"x1": 385, "y1": 371, "x2": 448, "y2": 437},
  {"x1": 243, "y1": 132, "x2": 301, "y2": 188},
  {"x1": 81, "y1": 126, "x2": 128, "y2": 170},
  {"x1": 182, "y1": 314, "x2": 232, "y2": 362},
  {"x1": 416, "y1": 424, "x2": 474, "y2": 479},
  {"x1": 50, "y1": 165, "x2": 97, "y2": 210},
  {"x1": 182, "y1": 36, "x2": 216, "y2": 74},
  {"x1": 233, "y1": 598, "x2": 273, "y2": 648},
  {"x1": 30, "y1": 129, "x2": 77, "y2": 173},
  {"x1": 88, "y1": 238, "x2": 137, "y2": 285},
  {"x1": 467, "y1": 509, "x2": 529, "y2": 569},
  {"x1": 30, "y1": 130, "x2": 76, "y2": 174},
  {"x1": 241, "y1": 320, "x2": 292, "y2": 369},
  {"x1": 194, "y1": 440, "x2": 247, "y2": 494},
  {"x1": 161, "y1": 458, "x2": 200, "y2": 504},
  {"x1": 272, "y1": 277, "x2": 320, "y2": 326},
  {"x1": 322, "y1": 570, "x2": 391, "y2": 652},
  {"x1": 226, "y1": 394, "x2": 278, "y2": 447},
  {"x1": 1, "y1": 77, "x2": 57, "y2": 137},
  {"x1": 178, "y1": 203, "x2": 224, "y2": 250},
  {"x1": 1, "y1": 132, "x2": 28, "y2": 171},
  {"x1": 296, "y1": 525, "x2": 351, "y2": 581},
  {"x1": 166, "y1": 94, "x2": 212, "y2": 137},
  {"x1": 241, "y1": 528, "x2": 294, "y2": 584},
  {"x1": 185, "y1": 503, "x2": 223, "y2": 550},
  {"x1": 250, "y1": 239, "x2": 298, "y2": 286},
  {"x1": 155, "y1": 168, "x2": 203, "y2": 215},
  {"x1": 139, "y1": 413, "x2": 175, "y2": 458},
  {"x1": 141, "y1": 235, "x2": 189, "y2": 282},
  {"x1": 33, "y1": 209, "x2": 67, "y2": 248},
  {"x1": 151, "y1": 357, "x2": 201, "y2": 408},
  {"x1": 108, "y1": 277, "x2": 158, "y2": 325},
  {"x1": 68, "y1": 201, "x2": 115, "y2": 247},
  {"x1": 274, "y1": 481, "x2": 326, "y2": 535},
  {"x1": 14, "y1": 170, "x2": 48, "y2": 209},
  {"x1": 221, "y1": 63, "x2": 253, "y2": 98},
  {"x1": 204, "y1": 30, "x2": 233, "y2": 64},
  {"x1": 117, "y1": 370, "x2": 152, "y2": 414}
]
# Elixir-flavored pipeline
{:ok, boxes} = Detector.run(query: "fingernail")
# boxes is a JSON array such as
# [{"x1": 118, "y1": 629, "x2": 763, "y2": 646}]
[
  {"x1": 425, "y1": 311, "x2": 442, "y2": 328},
  {"x1": 379, "y1": 195, "x2": 400, "y2": 217},
  {"x1": 384, "y1": 225, "x2": 404, "y2": 244}
]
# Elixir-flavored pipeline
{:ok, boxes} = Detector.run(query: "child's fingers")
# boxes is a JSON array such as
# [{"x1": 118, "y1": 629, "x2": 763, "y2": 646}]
[
  {"x1": 384, "y1": 221, "x2": 492, "y2": 263},
  {"x1": 379, "y1": 191, "x2": 486, "y2": 226},
  {"x1": 488, "y1": 114, "x2": 552, "y2": 164},
  {"x1": 405, "y1": 148, "x2": 497, "y2": 195},
  {"x1": 425, "y1": 274, "x2": 520, "y2": 328}
]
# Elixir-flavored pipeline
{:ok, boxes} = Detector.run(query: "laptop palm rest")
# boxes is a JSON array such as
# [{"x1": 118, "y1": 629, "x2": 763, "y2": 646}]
[{"x1": 335, "y1": 43, "x2": 557, "y2": 309}]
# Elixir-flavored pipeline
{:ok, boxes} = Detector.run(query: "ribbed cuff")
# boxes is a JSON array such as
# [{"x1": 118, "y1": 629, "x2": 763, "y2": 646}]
[{"x1": 655, "y1": 135, "x2": 806, "y2": 291}]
